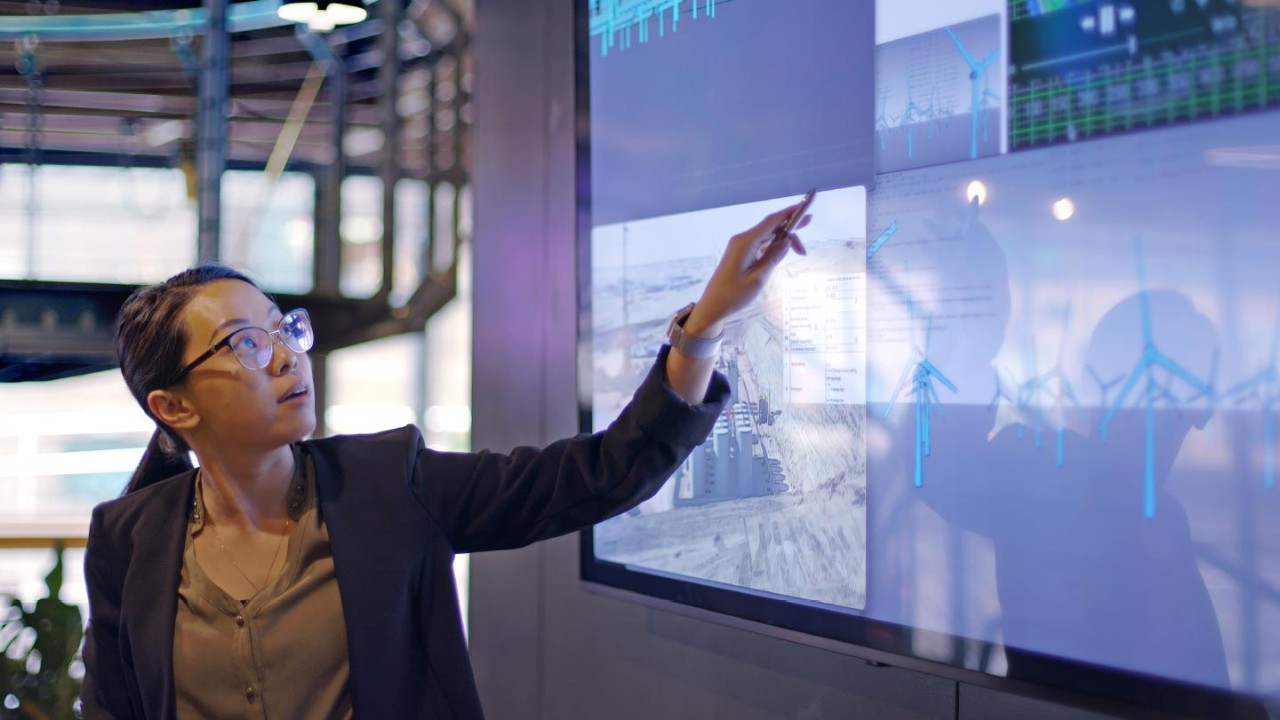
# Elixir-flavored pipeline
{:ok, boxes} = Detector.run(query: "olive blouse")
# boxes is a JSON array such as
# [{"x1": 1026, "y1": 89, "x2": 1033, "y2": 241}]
[{"x1": 173, "y1": 451, "x2": 351, "y2": 719}]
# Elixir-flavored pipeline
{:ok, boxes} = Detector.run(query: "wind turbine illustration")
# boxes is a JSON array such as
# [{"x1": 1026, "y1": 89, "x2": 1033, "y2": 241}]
[
  {"x1": 1098, "y1": 237, "x2": 1216, "y2": 518},
  {"x1": 867, "y1": 221, "x2": 899, "y2": 260},
  {"x1": 897, "y1": 74, "x2": 944, "y2": 159},
  {"x1": 1221, "y1": 312, "x2": 1280, "y2": 490},
  {"x1": 1017, "y1": 306, "x2": 1080, "y2": 467},
  {"x1": 875, "y1": 92, "x2": 893, "y2": 151},
  {"x1": 885, "y1": 293, "x2": 958, "y2": 488},
  {"x1": 1087, "y1": 364, "x2": 1125, "y2": 407},
  {"x1": 590, "y1": 0, "x2": 717, "y2": 56},
  {"x1": 944, "y1": 26, "x2": 999, "y2": 160}
]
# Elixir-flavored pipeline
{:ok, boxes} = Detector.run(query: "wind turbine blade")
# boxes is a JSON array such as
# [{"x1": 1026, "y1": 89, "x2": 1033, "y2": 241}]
[
  {"x1": 1153, "y1": 354, "x2": 1214, "y2": 399},
  {"x1": 1223, "y1": 371, "x2": 1269, "y2": 400},
  {"x1": 868, "y1": 222, "x2": 898, "y2": 259},
  {"x1": 919, "y1": 359, "x2": 959, "y2": 392},
  {"x1": 885, "y1": 361, "x2": 916, "y2": 417},
  {"x1": 1062, "y1": 382, "x2": 1080, "y2": 405},
  {"x1": 945, "y1": 26, "x2": 980, "y2": 68},
  {"x1": 927, "y1": 382, "x2": 943, "y2": 408},
  {"x1": 1101, "y1": 363, "x2": 1146, "y2": 436}
]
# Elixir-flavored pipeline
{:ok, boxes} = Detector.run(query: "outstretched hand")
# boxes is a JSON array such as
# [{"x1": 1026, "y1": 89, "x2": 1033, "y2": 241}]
[
  {"x1": 682, "y1": 204, "x2": 811, "y2": 338},
  {"x1": 664, "y1": 202, "x2": 811, "y2": 405}
]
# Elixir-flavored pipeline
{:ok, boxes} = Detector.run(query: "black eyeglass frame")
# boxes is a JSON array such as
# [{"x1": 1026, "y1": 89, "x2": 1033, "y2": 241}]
[{"x1": 168, "y1": 308, "x2": 313, "y2": 386}]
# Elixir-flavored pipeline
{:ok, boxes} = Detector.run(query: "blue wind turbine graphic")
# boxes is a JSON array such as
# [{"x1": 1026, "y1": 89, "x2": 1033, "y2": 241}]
[
  {"x1": 589, "y1": 0, "x2": 717, "y2": 56},
  {"x1": 893, "y1": 77, "x2": 945, "y2": 160},
  {"x1": 1017, "y1": 307, "x2": 1080, "y2": 467},
  {"x1": 989, "y1": 366, "x2": 1018, "y2": 411},
  {"x1": 1099, "y1": 237, "x2": 1216, "y2": 518},
  {"x1": 885, "y1": 295, "x2": 958, "y2": 488},
  {"x1": 875, "y1": 93, "x2": 892, "y2": 151},
  {"x1": 944, "y1": 26, "x2": 999, "y2": 160},
  {"x1": 1087, "y1": 364, "x2": 1125, "y2": 407},
  {"x1": 867, "y1": 221, "x2": 899, "y2": 260},
  {"x1": 1221, "y1": 313, "x2": 1280, "y2": 490}
]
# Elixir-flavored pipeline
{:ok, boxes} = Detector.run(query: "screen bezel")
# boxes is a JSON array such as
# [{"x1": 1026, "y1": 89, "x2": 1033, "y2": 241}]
[{"x1": 571, "y1": 1, "x2": 1262, "y2": 716}]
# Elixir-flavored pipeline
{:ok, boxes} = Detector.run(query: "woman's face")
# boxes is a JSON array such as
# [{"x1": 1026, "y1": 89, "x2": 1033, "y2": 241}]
[{"x1": 175, "y1": 279, "x2": 316, "y2": 452}]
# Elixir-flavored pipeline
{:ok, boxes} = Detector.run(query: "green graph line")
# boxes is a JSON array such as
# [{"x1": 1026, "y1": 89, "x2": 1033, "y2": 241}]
[{"x1": 1010, "y1": 9, "x2": 1279, "y2": 147}]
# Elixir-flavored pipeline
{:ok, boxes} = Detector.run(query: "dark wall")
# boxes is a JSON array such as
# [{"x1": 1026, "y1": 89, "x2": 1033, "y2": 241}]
[{"x1": 468, "y1": 0, "x2": 1147, "y2": 717}]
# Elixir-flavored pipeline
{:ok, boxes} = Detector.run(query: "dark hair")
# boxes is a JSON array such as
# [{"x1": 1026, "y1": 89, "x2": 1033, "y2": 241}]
[{"x1": 116, "y1": 263, "x2": 260, "y2": 494}]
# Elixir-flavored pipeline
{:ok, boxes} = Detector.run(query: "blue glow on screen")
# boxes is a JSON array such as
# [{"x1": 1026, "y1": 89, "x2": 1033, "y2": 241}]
[{"x1": 586, "y1": 0, "x2": 1280, "y2": 701}]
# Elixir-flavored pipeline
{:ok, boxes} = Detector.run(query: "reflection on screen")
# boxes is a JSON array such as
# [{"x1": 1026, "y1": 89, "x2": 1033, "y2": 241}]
[
  {"x1": 584, "y1": 0, "x2": 1280, "y2": 703},
  {"x1": 863, "y1": 110, "x2": 1280, "y2": 695}
]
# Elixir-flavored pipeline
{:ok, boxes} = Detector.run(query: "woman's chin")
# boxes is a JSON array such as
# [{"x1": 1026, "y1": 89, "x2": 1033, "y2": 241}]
[{"x1": 292, "y1": 418, "x2": 319, "y2": 442}]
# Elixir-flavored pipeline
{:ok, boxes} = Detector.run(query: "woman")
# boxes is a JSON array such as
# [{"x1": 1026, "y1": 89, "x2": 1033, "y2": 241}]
[{"x1": 80, "y1": 205, "x2": 808, "y2": 719}]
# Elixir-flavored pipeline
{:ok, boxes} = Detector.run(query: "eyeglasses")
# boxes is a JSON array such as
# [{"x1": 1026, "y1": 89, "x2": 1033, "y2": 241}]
[{"x1": 170, "y1": 308, "x2": 314, "y2": 385}]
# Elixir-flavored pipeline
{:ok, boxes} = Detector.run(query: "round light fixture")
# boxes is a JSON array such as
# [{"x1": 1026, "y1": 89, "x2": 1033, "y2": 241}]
[
  {"x1": 1052, "y1": 197, "x2": 1075, "y2": 221},
  {"x1": 278, "y1": 1, "x2": 368, "y2": 32},
  {"x1": 966, "y1": 180, "x2": 988, "y2": 206}
]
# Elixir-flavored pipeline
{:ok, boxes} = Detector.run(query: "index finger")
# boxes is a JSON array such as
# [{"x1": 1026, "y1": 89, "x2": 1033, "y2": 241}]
[{"x1": 742, "y1": 205, "x2": 801, "y2": 239}]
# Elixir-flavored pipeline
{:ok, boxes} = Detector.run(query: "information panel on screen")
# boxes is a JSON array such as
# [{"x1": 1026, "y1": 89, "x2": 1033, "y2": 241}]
[{"x1": 578, "y1": 0, "x2": 1280, "y2": 713}]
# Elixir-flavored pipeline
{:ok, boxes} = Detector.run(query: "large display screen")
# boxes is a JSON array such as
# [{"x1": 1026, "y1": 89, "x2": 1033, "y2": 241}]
[{"x1": 578, "y1": 0, "x2": 1280, "y2": 714}]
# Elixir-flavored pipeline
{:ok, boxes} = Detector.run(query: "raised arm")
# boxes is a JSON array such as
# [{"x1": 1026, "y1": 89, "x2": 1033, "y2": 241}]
[{"x1": 665, "y1": 204, "x2": 809, "y2": 403}]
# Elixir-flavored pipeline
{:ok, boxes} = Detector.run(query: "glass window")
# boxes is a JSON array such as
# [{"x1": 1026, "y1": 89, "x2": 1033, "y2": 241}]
[
  {"x1": 0, "y1": 370, "x2": 149, "y2": 535},
  {"x1": 340, "y1": 175, "x2": 383, "y2": 298},
  {"x1": 221, "y1": 170, "x2": 316, "y2": 294},
  {"x1": 326, "y1": 333, "x2": 421, "y2": 436},
  {"x1": 0, "y1": 164, "x2": 197, "y2": 283},
  {"x1": 422, "y1": 242, "x2": 472, "y2": 454},
  {"x1": 391, "y1": 179, "x2": 429, "y2": 307},
  {"x1": 0, "y1": 371, "x2": 135, "y2": 648}
]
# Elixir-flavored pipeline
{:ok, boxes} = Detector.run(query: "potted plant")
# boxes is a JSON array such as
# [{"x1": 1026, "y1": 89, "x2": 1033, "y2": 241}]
[{"x1": 0, "y1": 544, "x2": 84, "y2": 720}]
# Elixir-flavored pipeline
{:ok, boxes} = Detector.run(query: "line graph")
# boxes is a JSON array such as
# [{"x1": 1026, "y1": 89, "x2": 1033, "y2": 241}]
[{"x1": 1009, "y1": 3, "x2": 1280, "y2": 148}]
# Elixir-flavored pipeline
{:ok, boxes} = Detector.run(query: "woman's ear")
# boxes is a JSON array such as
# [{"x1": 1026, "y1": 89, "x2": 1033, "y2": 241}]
[{"x1": 147, "y1": 389, "x2": 199, "y2": 432}]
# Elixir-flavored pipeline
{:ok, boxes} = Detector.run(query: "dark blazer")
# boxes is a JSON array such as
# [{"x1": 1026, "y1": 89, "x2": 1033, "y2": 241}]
[{"x1": 80, "y1": 351, "x2": 729, "y2": 719}]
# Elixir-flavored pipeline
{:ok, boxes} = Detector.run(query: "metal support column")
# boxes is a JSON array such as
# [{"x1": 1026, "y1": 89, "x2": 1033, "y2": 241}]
[
  {"x1": 426, "y1": 66, "x2": 438, "y2": 272},
  {"x1": 298, "y1": 26, "x2": 347, "y2": 295},
  {"x1": 378, "y1": 0, "x2": 403, "y2": 297},
  {"x1": 197, "y1": 0, "x2": 229, "y2": 261},
  {"x1": 311, "y1": 350, "x2": 329, "y2": 438}
]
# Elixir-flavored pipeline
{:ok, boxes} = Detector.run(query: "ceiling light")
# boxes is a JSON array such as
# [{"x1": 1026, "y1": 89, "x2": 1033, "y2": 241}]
[{"x1": 278, "y1": 1, "x2": 368, "y2": 32}]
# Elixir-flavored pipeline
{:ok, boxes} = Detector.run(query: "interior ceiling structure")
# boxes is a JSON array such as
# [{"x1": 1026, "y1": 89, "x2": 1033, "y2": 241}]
[
  {"x1": 0, "y1": 0, "x2": 473, "y2": 382},
  {"x1": 0, "y1": 0, "x2": 472, "y2": 175}
]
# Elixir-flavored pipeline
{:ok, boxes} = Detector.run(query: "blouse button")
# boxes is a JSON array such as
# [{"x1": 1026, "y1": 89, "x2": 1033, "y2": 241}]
[
  {"x1": 235, "y1": 614, "x2": 244, "y2": 627},
  {"x1": 245, "y1": 686, "x2": 256, "y2": 702}
]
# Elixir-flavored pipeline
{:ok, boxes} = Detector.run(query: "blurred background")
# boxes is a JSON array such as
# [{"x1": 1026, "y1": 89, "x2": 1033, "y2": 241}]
[{"x1": 0, "y1": 2, "x2": 473, "y2": 714}]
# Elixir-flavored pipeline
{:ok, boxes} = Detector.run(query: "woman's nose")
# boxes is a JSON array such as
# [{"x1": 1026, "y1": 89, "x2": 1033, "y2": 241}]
[{"x1": 272, "y1": 334, "x2": 298, "y2": 374}]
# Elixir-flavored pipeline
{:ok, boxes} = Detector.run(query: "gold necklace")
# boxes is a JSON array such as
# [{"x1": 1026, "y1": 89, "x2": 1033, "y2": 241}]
[
  {"x1": 210, "y1": 516, "x2": 290, "y2": 594},
  {"x1": 199, "y1": 470, "x2": 292, "y2": 595}
]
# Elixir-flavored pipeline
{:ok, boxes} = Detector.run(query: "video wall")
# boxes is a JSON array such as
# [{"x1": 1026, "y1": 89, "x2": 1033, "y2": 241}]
[{"x1": 578, "y1": 0, "x2": 1280, "y2": 713}]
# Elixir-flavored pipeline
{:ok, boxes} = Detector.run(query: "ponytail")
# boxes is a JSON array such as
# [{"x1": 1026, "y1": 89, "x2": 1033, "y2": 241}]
[{"x1": 124, "y1": 428, "x2": 194, "y2": 495}]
